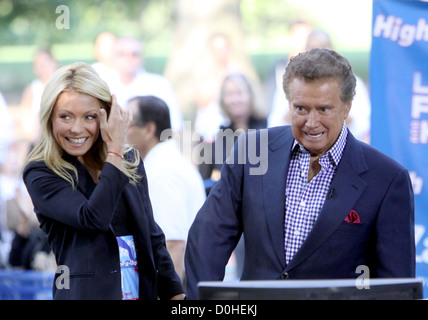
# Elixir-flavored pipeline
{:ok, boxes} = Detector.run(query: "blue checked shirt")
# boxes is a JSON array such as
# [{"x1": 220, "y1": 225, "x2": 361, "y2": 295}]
[{"x1": 284, "y1": 124, "x2": 348, "y2": 264}]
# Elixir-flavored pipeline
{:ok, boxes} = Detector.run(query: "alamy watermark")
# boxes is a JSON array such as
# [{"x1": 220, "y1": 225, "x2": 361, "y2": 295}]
[
  {"x1": 54, "y1": 264, "x2": 371, "y2": 291},
  {"x1": 55, "y1": 5, "x2": 70, "y2": 30},
  {"x1": 163, "y1": 121, "x2": 269, "y2": 176},
  {"x1": 55, "y1": 265, "x2": 70, "y2": 290},
  {"x1": 355, "y1": 265, "x2": 370, "y2": 289}
]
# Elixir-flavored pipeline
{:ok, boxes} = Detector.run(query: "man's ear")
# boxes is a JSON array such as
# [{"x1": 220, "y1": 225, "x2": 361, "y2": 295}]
[
  {"x1": 344, "y1": 102, "x2": 352, "y2": 120},
  {"x1": 144, "y1": 121, "x2": 157, "y2": 139}
]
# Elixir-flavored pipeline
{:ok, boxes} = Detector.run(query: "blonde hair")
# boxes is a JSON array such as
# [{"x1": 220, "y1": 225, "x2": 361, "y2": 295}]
[
  {"x1": 219, "y1": 73, "x2": 265, "y2": 120},
  {"x1": 26, "y1": 62, "x2": 141, "y2": 186}
]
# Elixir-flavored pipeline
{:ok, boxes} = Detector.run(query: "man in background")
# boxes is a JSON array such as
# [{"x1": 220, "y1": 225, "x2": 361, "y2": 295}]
[
  {"x1": 126, "y1": 95, "x2": 206, "y2": 285},
  {"x1": 111, "y1": 37, "x2": 183, "y2": 132}
]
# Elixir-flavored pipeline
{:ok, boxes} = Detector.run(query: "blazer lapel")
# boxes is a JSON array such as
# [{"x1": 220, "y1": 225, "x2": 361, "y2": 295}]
[
  {"x1": 285, "y1": 133, "x2": 368, "y2": 271},
  {"x1": 262, "y1": 127, "x2": 294, "y2": 268}
]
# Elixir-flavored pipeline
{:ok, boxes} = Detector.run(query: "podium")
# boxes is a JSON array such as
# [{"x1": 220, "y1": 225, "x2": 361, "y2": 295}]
[{"x1": 198, "y1": 278, "x2": 424, "y2": 300}]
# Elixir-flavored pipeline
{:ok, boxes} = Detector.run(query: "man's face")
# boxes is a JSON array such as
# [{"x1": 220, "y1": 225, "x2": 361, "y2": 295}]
[
  {"x1": 125, "y1": 100, "x2": 146, "y2": 151},
  {"x1": 114, "y1": 39, "x2": 142, "y2": 77},
  {"x1": 288, "y1": 78, "x2": 351, "y2": 158}
]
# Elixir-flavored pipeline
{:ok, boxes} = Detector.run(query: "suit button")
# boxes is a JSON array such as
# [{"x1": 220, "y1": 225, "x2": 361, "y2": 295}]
[{"x1": 281, "y1": 272, "x2": 289, "y2": 279}]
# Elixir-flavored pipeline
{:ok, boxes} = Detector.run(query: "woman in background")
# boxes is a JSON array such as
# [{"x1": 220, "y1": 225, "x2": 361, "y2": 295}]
[
  {"x1": 202, "y1": 73, "x2": 267, "y2": 183},
  {"x1": 199, "y1": 73, "x2": 267, "y2": 280}
]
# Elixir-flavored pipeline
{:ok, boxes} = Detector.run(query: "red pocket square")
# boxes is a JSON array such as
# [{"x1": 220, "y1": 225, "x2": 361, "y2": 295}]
[{"x1": 344, "y1": 210, "x2": 360, "y2": 224}]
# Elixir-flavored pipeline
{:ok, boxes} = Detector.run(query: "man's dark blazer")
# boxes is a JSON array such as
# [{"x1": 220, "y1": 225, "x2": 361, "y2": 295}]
[
  {"x1": 23, "y1": 151, "x2": 183, "y2": 300},
  {"x1": 185, "y1": 126, "x2": 415, "y2": 299}
]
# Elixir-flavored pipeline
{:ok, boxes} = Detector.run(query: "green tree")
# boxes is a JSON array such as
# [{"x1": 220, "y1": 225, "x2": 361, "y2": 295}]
[{"x1": 0, "y1": 0, "x2": 168, "y2": 46}]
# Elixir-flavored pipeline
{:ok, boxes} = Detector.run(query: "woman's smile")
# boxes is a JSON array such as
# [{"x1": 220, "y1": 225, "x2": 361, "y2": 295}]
[{"x1": 51, "y1": 90, "x2": 101, "y2": 158}]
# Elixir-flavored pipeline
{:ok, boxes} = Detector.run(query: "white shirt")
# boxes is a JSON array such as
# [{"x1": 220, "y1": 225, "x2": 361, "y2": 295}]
[
  {"x1": 143, "y1": 139, "x2": 206, "y2": 241},
  {"x1": 0, "y1": 92, "x2": 15, "y2": 165},
  {"x1": 29, "y1": 79, "x2": 44, "y2": 115},
  {"x1": 109, "y1": 69, "x2": 184, "y2": 132},
  {"x1": 91, "y1": 62, "x2": 118, "y2": 92},
  {"x1": 194, "y1": 101, "x2": 225, "y2": 142}
]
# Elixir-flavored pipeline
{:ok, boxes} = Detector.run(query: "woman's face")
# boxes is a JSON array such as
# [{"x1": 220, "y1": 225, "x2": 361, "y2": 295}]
[
  {"x1": 51, "y1": 90, "x2": 101, "y2": 159},
  {"x1": 222, "y1": 78, "x2": 252, "y2": 120}
]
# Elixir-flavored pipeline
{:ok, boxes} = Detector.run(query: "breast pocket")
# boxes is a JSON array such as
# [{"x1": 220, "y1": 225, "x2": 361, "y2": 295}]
[{"x1": 336, "y1": 221, "x2": 369, "y2": 234}]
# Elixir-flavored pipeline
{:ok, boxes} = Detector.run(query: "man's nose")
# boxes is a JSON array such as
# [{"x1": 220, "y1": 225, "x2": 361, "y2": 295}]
[{"x1": 306, "y1": 111, "x2": 320, "y2": 128}]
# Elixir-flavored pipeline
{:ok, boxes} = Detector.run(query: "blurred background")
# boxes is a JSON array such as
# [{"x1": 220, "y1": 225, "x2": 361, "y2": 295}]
[
  {"x1": 0, "y1": 0, "x2": 372, "y2": 122},
  {"x1": 0, "y1": 0, "x2": 373, "y2": 297},
  {"x1": 3, "y1": 0, "x2": 428, "y2": 301}
]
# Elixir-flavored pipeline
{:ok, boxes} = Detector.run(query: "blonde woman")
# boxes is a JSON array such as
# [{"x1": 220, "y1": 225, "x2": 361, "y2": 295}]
[
  {"x1": 23, "y1": 62, "x2": 185, "y2": 300},
  {"x1": 203, "y1": 73, "x2": 267, "y2": 182}
]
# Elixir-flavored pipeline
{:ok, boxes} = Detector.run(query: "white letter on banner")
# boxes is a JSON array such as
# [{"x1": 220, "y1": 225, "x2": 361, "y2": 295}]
[
  {"x1": 412, "y1": 96, "x2": 428, "y2": 119},
  {"x1": 373, "y1": 14, "x2": 395, "y2": 38},
  {"x1": 410, "y1": 171, "x2": 424, "y2": 195},
  {"x1": 398, "y1": 24, "x2": 416, "y2": 47},
  {"x1": 412, "y1": 72, "x2": 428, "y2": 119},
  {"x1": 420, "y1": 121, "x2": 428, "y2": 144},
  {"x1": 416, "y1": 18, "x2": 428, "y2": 41},
  {"x1": 390, "y1": 18, "x2": 403, "y2": 42},
  {"x1": 413, "y1": 72, "x2": 428, "y2": 95}
]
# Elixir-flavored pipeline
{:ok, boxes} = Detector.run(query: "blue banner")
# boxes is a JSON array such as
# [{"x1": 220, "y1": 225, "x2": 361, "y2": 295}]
[{"x1": 371, "y1": 0, "x2": 428, "y2": 296}]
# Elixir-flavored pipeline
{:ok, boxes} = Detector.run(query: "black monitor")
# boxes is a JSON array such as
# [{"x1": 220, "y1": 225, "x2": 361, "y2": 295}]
[{"x1": 198, "y1": 278, "x2": 424, "y2": 300}]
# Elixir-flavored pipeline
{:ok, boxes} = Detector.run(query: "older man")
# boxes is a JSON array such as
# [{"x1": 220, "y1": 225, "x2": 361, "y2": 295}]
[{"x1": 185, "y1": 48, "x2": 415, "y2": 299}]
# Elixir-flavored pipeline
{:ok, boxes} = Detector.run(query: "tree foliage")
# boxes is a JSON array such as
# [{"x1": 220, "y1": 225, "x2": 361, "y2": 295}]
[
  {"x1": 0, "y1": 0, "x2": 305, "y2": 50},
  {"x1": 0, "y1": 0, "x2": 174, "y2": 47}
]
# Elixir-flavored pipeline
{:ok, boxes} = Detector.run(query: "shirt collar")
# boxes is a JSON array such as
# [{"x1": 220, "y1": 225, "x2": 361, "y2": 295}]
[{"x1": 292, "y1": 123, "x2": 348, "y2": 167}]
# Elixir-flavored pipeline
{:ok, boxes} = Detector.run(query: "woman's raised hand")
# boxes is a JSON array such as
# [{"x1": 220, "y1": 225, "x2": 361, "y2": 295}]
[{"x1": 98, "y1": 95, "x2": 131, "y2": 156}]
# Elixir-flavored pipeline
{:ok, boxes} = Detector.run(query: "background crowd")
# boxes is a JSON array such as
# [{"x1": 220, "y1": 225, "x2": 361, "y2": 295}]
[{"x1": 0, "y1": 1, "x2": 372, "y2": 290}]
